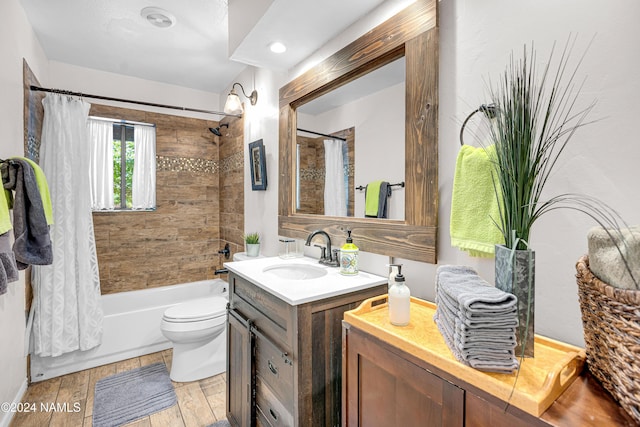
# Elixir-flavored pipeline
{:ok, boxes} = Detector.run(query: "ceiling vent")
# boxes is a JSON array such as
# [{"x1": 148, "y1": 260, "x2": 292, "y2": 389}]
[{"x1": 141, "y1": 7, "x2": 176, "y2": 29}]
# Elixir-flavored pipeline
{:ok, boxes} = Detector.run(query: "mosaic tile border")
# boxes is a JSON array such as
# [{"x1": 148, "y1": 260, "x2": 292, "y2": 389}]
[
  {"x1": 156, "y1": 152, "x2": 244, "y2": 174},
  {"x1": 156, "y1": 155, "x2": 219, "y2": 174},
  {"x1": 300, "y1": 165, "x2": 354, "y2": 182},
  {"x1": 220, "y1": 151, "x2": 244, "y2": 174},
  {"x1": 27, "y1": 134, "x2": 40, "y2": 163},
  {"x1": 300, "y1": 168, "x2": 324, "y2": 182}
]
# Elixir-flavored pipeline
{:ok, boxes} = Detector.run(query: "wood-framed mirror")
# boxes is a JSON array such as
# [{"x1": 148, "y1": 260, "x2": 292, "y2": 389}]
[{"x1": 278, "y1": 0, "x2": 438, "y2": 263}]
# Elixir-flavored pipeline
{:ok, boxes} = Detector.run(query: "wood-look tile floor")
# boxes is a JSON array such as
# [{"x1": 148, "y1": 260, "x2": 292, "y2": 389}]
[{"x1": 10, "y1": 349, "x2": 227, "y2": 427}]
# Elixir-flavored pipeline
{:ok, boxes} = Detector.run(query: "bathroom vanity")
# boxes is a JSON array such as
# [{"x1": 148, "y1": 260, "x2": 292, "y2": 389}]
[{"x1": 224, "y1": 256, "x2": 387, "y2": 427}]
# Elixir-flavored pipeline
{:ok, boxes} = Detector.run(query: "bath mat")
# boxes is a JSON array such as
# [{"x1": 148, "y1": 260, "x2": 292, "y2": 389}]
[
  {"x1": 207, "y1": 420, "x2": 231, "y2": 427},
  {"x1": 93, "y1": 362, "x2": 177, "y2": 427}
]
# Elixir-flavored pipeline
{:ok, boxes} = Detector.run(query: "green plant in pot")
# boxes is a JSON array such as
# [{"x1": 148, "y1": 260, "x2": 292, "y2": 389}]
[
  {"x1": 244, "y1": 232, "x2": 261, "y2": 257},
  {"x1": 486, "y1": 40, "x2": 633, "y2": 358}
]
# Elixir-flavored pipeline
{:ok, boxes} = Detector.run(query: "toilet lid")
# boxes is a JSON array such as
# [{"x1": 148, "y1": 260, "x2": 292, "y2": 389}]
[{"x1": 163, "y1": 296, "x2": 227, "y2": 322}]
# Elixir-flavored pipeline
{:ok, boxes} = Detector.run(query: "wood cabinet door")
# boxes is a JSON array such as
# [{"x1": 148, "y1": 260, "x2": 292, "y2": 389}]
[
  {"x1": 227, "y1": 309, "x2": 255, "y2": 427},
  {"x1": 343, "y1": 326, "x2": 464, "y2": 427}
]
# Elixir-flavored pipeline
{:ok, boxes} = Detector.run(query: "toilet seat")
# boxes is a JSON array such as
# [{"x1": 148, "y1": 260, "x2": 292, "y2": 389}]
[{"x1": 163, "y1": 296, "x2": 227, "y2": 323}]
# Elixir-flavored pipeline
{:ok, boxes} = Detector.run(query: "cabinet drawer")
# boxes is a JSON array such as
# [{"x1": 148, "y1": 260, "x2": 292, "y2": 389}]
[
  {"x1": 256, "y1": 405, "x2": 273, "y2": 427},
  {"x1": 255, "y1": 334, "x2": 294, "y2": 405},
  {"x1": 256, "y1": 376, "x2": 294, "y2": 427},
  {"x1": 230, "y1": 273, "x2": 294, "y2": 351}
]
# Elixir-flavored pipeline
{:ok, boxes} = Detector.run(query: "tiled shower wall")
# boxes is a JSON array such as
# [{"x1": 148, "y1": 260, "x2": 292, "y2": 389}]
[
  {"x1": 90, "y1": 104, "x2": 228, "y2": 294},
  {"x1": 218, "y1": 118, "x2": 245, "y2": 258},
  {"x1": 297, "y1": 128, "x2": 355, "y2": 216},
  {"x1": 22, "y1": 64, "x2": 245, "y2": 295}
]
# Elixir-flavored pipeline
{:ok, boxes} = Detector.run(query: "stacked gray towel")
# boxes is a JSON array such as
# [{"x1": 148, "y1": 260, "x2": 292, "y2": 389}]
[{"x1": 434, "y1": 265, "x2": 519, "y2": 374}]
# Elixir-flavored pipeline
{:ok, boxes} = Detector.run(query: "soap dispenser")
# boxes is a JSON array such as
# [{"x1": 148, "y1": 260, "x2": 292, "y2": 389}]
[
  {"x1": 339, "y1": 229, "x2": 359, "y2": 276},
  {"x1": 388, "y1": 264, "x2": 401, "y2": 290},
  {"x1": 388, "y1": 265, "x2": 410, "y2": 326}
]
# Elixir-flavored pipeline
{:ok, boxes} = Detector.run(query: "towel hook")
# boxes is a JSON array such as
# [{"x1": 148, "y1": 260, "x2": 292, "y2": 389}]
[{"x1": 459, "y1": 104, "x2": 497, "y2": 146}]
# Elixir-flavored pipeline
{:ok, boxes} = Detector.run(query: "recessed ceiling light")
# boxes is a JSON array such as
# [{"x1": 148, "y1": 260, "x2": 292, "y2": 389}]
[
  {"x1": 141, "y1": 7, "x2": 176, "y2": 29},
  {"x1": 269, "y1": 42, "x2": 287, "y2": 54}
]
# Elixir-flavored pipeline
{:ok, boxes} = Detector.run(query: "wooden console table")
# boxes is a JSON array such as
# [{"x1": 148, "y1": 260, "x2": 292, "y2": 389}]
[{"x1": 342, "y1": 296, "x2": 635, "y2": 426}]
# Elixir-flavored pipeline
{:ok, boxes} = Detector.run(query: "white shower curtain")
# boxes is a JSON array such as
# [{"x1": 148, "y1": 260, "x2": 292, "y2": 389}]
[
  {"x1": 88, "y1": 119, "x2": 114, "y2": 210},
  {"x1": 132, "y1": 125, "x2": 156, "y2": 209},
  {"x1": 324, "y1": 139, "x2": 347, "y2": 216},
  {"x1": 31, "y1": 94, "x2": 103, "y2": 357}
]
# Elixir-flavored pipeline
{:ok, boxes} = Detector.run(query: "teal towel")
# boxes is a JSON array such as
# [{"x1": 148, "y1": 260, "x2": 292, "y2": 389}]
[{"x1": 450, "y1": 145, "x2": 504, "y2": 257}]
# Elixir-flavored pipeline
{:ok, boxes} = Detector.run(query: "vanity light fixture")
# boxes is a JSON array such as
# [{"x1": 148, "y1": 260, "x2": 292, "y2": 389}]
[
  {"x1": 141, "y1": 7, "x2": 176, "y2": 28},
  {"x1": 269, "y1": 42, "x2": 287, "y2": 54},
  {"x1": 223, "y1": 82, "x2": 258, "y2": 115}
]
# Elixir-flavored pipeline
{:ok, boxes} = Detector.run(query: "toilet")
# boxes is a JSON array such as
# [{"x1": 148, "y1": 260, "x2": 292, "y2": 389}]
[
  {"x1": 160, "y1": 252, "x2": 262, "y2": 382},
  {"x1": 160, "y1": 294, "x2": 228, "y2": 382}
]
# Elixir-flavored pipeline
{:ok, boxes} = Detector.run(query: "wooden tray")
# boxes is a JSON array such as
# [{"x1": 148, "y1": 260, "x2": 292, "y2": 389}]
[{"x1": 343, "y1": 295, "x2": 586, "y2": 417}]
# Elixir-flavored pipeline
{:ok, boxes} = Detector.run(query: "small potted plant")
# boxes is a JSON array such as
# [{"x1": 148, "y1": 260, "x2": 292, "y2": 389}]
[{"x1": 244, "y1": 232, "x2": 261, "y2": 257}]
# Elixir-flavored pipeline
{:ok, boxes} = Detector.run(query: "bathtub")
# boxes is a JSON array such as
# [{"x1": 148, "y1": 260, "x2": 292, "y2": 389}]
[{"x1": 30, "y1": 279, "x2": 228, "y2": 382}]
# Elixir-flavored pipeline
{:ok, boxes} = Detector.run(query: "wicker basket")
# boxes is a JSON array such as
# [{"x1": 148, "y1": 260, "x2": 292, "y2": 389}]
[{"x1": 576, "y1": 255, "x2": 640, "y2": 423}]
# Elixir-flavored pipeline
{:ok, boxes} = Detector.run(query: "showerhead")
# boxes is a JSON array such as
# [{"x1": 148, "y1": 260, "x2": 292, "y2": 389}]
[{"x1": 209, "y1": 123, "x2": 229, "y2": 137}]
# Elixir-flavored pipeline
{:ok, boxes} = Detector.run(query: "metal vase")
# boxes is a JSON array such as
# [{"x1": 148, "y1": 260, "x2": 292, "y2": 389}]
[{"x1": 495, "y1": 244, "x2": 535, "y2": 358}]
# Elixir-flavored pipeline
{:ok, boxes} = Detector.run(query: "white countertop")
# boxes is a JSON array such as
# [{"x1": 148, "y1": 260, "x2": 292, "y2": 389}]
[{"x1": 224, "y1": 256, "x2": 387, "y2": 305}]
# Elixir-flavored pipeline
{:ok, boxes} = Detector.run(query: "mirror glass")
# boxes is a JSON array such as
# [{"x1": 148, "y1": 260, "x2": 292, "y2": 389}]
[{"x1": 295, "y1": 56, "x2": 405, "y2": 220}]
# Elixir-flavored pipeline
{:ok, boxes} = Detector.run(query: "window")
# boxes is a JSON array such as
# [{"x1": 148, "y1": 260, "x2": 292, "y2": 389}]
[
  {"x1": 89, "y1": 117, "x2": 156, "y2": 211},
  {"x1": 113, "y1": 123, "x2": 134, "y2": 208}
]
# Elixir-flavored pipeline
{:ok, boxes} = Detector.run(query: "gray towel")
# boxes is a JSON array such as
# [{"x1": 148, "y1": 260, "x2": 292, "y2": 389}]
[
  {"x1": 588, "y1": 225, "x2": 640, "y2": 290},
  {"x1": 1, "y1": 159, "x2": 52, "y2": 269},
  {"x1": 435, "y1": 315, "x2": 519, "y2": 373},
  {"x1": 467, "y1": 357, "x2": 519, "y2": 374},
  {"x1": 438, "y1": 308, "x2": 516, "y2": 353},
  {"x1": 437, "y1": 285, "x2": 518, "y2": 328},
  {"x1": 0, "y1": 232, "x2": 19, "y2": 295},
  {"x1": 377, "y1": 181, "x2": 392, "y2": 218},
  {"x1": 436, "y1": 265, "x2": 478, "y2": 291},
  {"x1": 455, "y1": 322, "x2": 517, "y2": 339},
  {"x1": 438, "y1": 288, "x2": 518, "y2": 322},
  {"x1": 434, "y1": 265, "x2": 520, "y2": 374},
  {"x1": 436, "y1": 264, "x2": 479, "y2": 277},
  {"x1": 438, "y1": 270, "x2": 517, "y2": 313},
  {"x1": 453, "y1": 313, "x2": 517, "y2": 349},
  {"x1": 456, "y1": 340, "x2": 516, "y2": 353},
  {"x1": 459, "y1": 346, "x2": 516, "y2": 356},
  {"x1": 434, "y1": 312, "x2": 456, "y2": 348}
]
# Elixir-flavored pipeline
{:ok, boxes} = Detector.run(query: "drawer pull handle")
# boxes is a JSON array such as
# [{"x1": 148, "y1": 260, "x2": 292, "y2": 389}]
[
  {"x1": 268, "y1": 360, "x2": 278, "y2": 375},
  {"x1": 269, "y1": 408, "x2": 278, "y2": 421}
]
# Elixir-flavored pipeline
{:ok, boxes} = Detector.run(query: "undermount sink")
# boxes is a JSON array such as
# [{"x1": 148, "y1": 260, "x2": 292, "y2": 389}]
[{"x1": 263, "y1": 263, "x2": 328, "y2": 280}]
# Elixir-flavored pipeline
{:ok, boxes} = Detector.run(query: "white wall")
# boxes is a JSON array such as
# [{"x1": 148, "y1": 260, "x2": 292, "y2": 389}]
[
  {"x1": 298, "y1": 82, "x2": 405, "y2": 220},
  {"x1": 262, "y1": 0, "x2": 640, "y2": 347},
  {"x1": 438, "y1": 0, "x2": 640, "y2": 346},
  {"x1": 0, "y1": 0, "x2": 49, "y2": 424},
  {"x1": 223, "y1": 67, "x2": 287, "y2": 257},
  {"x1": 49, "y1": 61, "x2": 222, "y2": 121}
]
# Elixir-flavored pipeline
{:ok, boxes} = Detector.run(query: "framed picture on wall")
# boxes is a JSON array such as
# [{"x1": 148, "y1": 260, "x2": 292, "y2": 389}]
[{"x1": 249, "y1": 139, "x2": 267, "y2": 191}]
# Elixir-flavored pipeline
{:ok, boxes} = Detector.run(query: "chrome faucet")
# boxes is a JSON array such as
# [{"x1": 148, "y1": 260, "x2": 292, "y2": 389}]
[{"x1": 305, "y1": 230, "x2": 339, "y2": 266}]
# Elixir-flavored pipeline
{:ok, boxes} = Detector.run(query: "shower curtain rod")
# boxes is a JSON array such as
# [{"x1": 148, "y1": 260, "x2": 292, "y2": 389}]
[
  {"x1": 296, "y1": 128, "x2": 347, "y2": 141},
  {"x1": 29, "y1": 85, "x2": 240, "y2": 118}
]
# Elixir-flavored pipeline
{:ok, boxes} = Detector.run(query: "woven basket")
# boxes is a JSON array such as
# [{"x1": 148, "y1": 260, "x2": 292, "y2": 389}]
[{"x1": 576, "y1": 255, "x2": 640, "y2": 423}]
